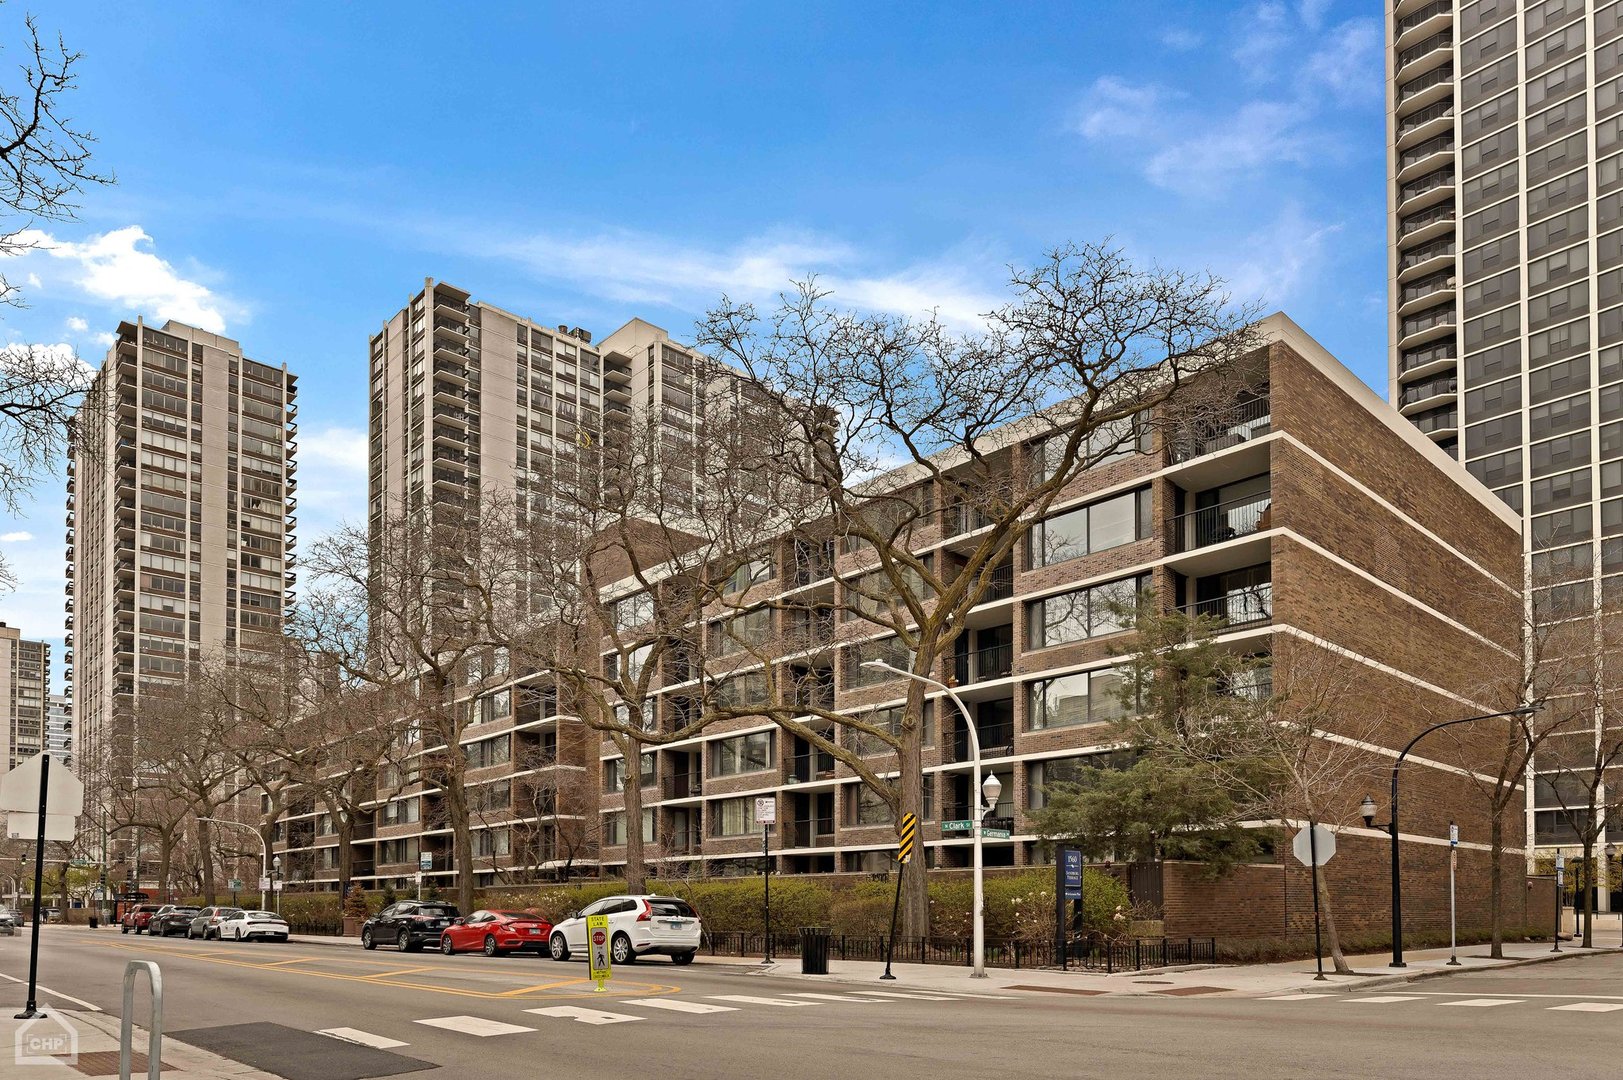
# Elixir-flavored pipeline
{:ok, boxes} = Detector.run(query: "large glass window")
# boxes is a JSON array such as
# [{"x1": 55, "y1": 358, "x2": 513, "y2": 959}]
[
  {"x1": 710, "y1": 730, "x2": 775, "y2": 776},
  {"x1": 1027, "y1": 668, "x2": 1130, "y2": 730},
  {"x1": 1027, "y1": 574, "x2": 1150, "y2": 649},
  {"x1": 710, "y1": 796, "x2": 757, "y2": 837},
  {"x1": 1028, "y1": 488, "x2": 1153, "y2": 569}
]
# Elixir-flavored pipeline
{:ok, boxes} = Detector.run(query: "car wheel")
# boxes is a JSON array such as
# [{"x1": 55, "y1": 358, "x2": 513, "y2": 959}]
[
  {"x1": 362, "y1": 928, "x2": 375, "y2": 950},
  {"x1": 484, "y1": 935, "x2": 506, "y2": 958},
  {"x1": 672, "y1": 950, "x2": 696, "y2": 966},
  {"x1": 401, "y1": 935, "x2": 418, "y2": 953},
  {"x1": 611, "y1": 933, "x2": 635, "y2": 965},
  {"x1": 234, "y1": 928, "x2": 243, "y2": 941},
  {"x1": 550, "y1": 933, "x2": 570, "y2": 962},
  {"x1": 440, "y1": 935, "x2": 455, "y2": 955},
  {"x1": 120, "y1": 925, "x2": 128, "y2": 934},
  {"x1": 185, "y1": 927, "x2": 194, "y2": 940}
]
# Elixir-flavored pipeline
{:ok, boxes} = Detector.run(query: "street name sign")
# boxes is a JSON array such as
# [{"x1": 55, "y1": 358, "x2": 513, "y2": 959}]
[
  {"x1": 980, "y1": 827, "x2": 1011, "y2": 839},
  {"x1": 1291, "y1": 824, "x2": 1336, "y2": 867},
  {"x1": 587, "y1": 913, "x2": 611, "y2": 991},
  {"x1": 941, "y1": 819, "x2": 974, "y2": 832}
]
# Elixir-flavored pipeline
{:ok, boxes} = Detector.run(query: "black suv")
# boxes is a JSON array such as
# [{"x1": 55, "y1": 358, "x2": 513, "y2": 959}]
[{"x1": 361, "y1": 901, "x2": 460, "y2": 952}]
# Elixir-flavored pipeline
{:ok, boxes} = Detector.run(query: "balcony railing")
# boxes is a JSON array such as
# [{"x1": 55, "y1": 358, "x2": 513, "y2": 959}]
[
  {"x1": 1398, "y1": 234, "x2": 1455, "y2": 272},
  {"x1": 1395, "y1": 0, "x2": 1448, "y2": 35},
  {"x1": 1398, "y1": 336, "x2": 1457, "y2": 373},
  {"x1": 1398, "y1": 62, "x2": 1452, "y2": 104},
  {"x1": 789, "y1": 752, "x2": 836, "y2": 784},
  {"x1": 953, "y1": 641, "x2": 1012, "y2": 684},
  {"x1": 662, "y1": 773, "x2": 702, "y2": 800},
  {"x1": 791, "y1": 820, "x2": 837, "y2": 848},
  {"x1": 1181, "y1": 583, "x2": 1273, "y2": 628},
  {"x1": 1398, "y1": 375, "x2": 1457, "y2": 406},
  {"x1": 1174, "y1": 490, "x2": 1272, "y2": 553},
  {"x1": 1168, "y1": 397, "x2": 1271, "y2": 463},
  {"x1": 976, "y1": 563, "x2": 1014, "y2": 603}
]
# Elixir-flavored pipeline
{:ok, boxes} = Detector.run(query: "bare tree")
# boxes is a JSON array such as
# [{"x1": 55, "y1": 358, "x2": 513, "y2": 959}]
[{"x1": 695, "y1": 245, "x2": 1258, "y2": 933}]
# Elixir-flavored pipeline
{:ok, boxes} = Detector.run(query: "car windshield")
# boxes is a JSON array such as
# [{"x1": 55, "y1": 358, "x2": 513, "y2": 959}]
[
  {"x1": 245, "y1": 911, "x2": 280, "y2": 919},
  {"x1": 647, "y1": 899, "x2": 696, "y2": 918},
  {"x1": 494, "y1": 910, "x2": 539, "y2": 920},
  {"x1": 417, "y1": 905, "x2": 457, "y2": 916}
]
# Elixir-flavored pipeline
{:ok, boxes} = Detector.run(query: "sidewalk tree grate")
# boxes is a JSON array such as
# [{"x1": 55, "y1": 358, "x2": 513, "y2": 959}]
[{"x1": 61, "y1": 1050, "x2": 174, "y2": 1075}]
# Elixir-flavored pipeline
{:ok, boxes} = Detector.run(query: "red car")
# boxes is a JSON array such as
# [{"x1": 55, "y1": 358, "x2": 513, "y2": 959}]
[
  {"x1": 439, "y1": 909, "x2": 553, "y2": 957},
  {"x1": 120, "y1": 904, "x2": 162, "y2": 934}
]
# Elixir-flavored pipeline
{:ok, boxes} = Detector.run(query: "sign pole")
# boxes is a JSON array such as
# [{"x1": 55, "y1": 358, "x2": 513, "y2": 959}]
[
  {"x1": 16, "y1": 752, "x2": 50, "y2": 1019},
  {"x1": 1308, "y1": 818, "x2": 1325, "y2": 982},
  {"x1": 1553, "y1": 853, "x2": 1565, "y2": 952},
  {"x1": 1447, "y1": 822, "x2": 1460, "y2": 966},
  {"x1": 882, "y1": 813, "x2": 916, "y2": 981},
  {"x1": 762, "y1": 823, "x2": 771, "y2": 964}
]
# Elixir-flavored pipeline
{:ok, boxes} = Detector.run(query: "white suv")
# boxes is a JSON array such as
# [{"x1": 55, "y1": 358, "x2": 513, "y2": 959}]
[{"x1": 549, "y1": 895, "x2": 701, "y2": 965}]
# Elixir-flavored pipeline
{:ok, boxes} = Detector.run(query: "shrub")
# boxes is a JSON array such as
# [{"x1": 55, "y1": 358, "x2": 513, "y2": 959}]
[
  {"x1": 674, "y1": 878, "x2": 831, "y2": 933},
  {"x1": 827, "y1": 882, "x2": 897, "y2": 936},
  {"x1": 341, "y1": 886, "x2": 369, "y2": 920}
]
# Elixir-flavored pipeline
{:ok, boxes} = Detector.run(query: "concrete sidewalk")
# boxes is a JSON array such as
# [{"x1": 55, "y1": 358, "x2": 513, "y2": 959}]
[{"x1": 1, "y1": 1008, "x2": 278, "y2": 1079}]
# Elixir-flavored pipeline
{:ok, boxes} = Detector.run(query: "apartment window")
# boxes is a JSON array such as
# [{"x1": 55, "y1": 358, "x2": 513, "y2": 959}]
[
  {"x1": 464, "y1": 735, "x2": 511, "y2": 769},
  {"x1": 1526, "y1": 56, "x2": 1586, "y2": 109},
  {"x1": 1530, "y1": 433, "x2": 1591, "y2": 479},
  {"x1": 849, "y1": 784, "x2": 893, "y2": 826},
  {"x1": 716, "y1": 607, "x2": 772, "y2": 655},
  {"x1": 1529, "y1": 207, "x2": 1588, "y2": 257},
  {"x1": 1526, "y1": 21, "x2": 1587, "y2": 78},
  {"x1": 1027, "y1": 488, "x2": 1152, "y2": 568},
  {"x1": 1530, "y1": 467, "x2": 1592, "y2": 514},
  {"x1": 1528, "y1": 282, "x2": 1589, "y2": 331},
  {"x1": 1463, "y1": 376, "x2": 1519, "y2": 422},
  {"x1": 1463, "y1": 233, "x2": 1519, "y2": 282},
  {"x1": 1529, "y1": 134, "x2": 1587, "y2": 187},
  {"x1": 604, "y1": 809, "x2": 655, "y2": 845},
  {"x1": 1026, "y1": 573, "x2": 1151, "y2": 650},
  {"x1": 709, "y1": 731, "x2": 775, "y2": 777},
  {"x1": 1466, "y1": 449, "x2": 1522, "y2": 488},
  {"x1": 723, "y1": 554, "x2": 773, "y2": 594},
  {"x1": 1463, "y1": 341, "x2": 1520, "y2": 385},
  {"x1": 710, "y1": 797, "x2": 757, "y2": 837},
  {"x1": 1026, "y1": 668, "x2": 1130, "y2": 731},
  {"x1": 1532, "y1": 505, "x2": 1593, "y2": 547},
  {"x1": 1529, "y1": 317, "x2": 1590, "y2": 367},
  {"x1": 1526, "y1": 93, "x2": 1588, "y2": 151},
  {"x1": 1463, "y1": 198, "x2": 1516, "y2": 246},
  {"x1": 1529, "y1": 393, "x2": 1591, "y2": 441},
  {"x1": 1527, "y1": 170, "x2": 1587, "y2": 220},
  {"x1": 604, "y1": 752, "x2": 656, "y2": 791},
  {"x1": 1463, "y1": 305, "x2": 1519, "y2": 350},
  {"x1": 1528, "y1": 244, "x2": 1589, "y2": 291},
  {"x1": 380, "y1": 798, "x2": 420, "y2": 825},
  {"x1": 613, "y1": 592, "x2": 654, "y2": 631},
  {"x1": 1028, "y1": 756, "x2": 1105, "y2": 810},
  {"x1": 1461, "y1": 90, "x2": 1517, "y2": 142}
]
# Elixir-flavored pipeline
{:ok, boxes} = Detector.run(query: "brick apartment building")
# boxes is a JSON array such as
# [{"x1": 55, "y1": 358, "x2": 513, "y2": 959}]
[{"x1": 273, "y1": 313, "x2": 1548, "y2": 943}]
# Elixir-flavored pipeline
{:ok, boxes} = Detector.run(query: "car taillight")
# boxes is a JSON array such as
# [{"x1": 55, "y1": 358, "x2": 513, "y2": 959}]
[{"x1": 636, "y1": 901, "x2": 651, "y2": 922}]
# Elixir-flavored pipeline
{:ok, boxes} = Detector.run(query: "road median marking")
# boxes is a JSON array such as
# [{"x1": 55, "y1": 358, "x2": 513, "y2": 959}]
[
  {"x1": 362, "y1": 967, "x2": 437, "y2": 979},
  {"x1": 525, "y1": 1005, "x2": 643, "y2": 1025}
]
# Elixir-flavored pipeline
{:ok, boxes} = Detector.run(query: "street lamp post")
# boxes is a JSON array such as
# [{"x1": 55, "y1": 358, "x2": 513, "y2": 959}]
[
  {"x1": 863, "y1": 659, "x2": 999, "y2": 978},
  {"x1": 198, "y1": 817, "x2": 269, "y2": 911},
  {"x1": 1362, "y1": 704, "x2": 1539, "y2": 968}
]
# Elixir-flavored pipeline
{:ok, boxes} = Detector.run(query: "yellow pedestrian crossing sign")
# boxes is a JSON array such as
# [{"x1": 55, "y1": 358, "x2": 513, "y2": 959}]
[
  {"x1": 587, "y1": 914, "x2": 611, "y2": 992},
  {"x1": 898, "y1": 813, "x2": 918, "y2": 865}
]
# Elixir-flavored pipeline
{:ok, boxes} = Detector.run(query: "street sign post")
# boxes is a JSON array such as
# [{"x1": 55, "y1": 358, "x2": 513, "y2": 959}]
[
  {"x1": 1447, "y1": 822, "x2": 1460, "y2": 966},
  {"x1": 1055, "y1": 847, "x2": 1084, "y2": 970},
  {"x1": 881, "y1": 813, "x2": 918, "y2": 981},
  {"x1": 0, "y1": 754, "x2": 84, "y2": 1020},
  {"x1": 756, "y1": 797, "x2": 776, "y2": 963},
  {"x1": 1553, "y1": 853, "x2": 1566, "y2": 953},
  {"x1": 1292, "y1": 823, "x2": 1337, "y2": 981},
  {"x1": 587, "y1": 914, "x2": 611, "y2": 992}
]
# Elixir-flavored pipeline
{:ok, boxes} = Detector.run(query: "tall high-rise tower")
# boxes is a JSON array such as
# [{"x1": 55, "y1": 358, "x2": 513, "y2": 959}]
[
  {"x1": 66, "y1": 319, "x2": 298, "y2": 781},
  {"x1": 0, "y1": 623, "x2": 49, "y2": 770}
]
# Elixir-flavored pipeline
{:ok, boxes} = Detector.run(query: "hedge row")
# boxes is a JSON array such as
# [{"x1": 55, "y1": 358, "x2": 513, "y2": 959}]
[{"x1": 217, "y1": 869, "x2": 1130, "y2": 940}]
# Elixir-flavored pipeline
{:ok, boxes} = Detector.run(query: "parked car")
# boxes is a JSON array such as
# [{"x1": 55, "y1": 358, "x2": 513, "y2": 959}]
[
  {"x1": 360, "y1": 901, "x2": 459, "y2": 952},
  {"x1": 0, "y1": 908, "x2": 18, "y2": 934},
  {"x1": 218, "y1": 909, "x2": 289, "y2": 942},
  {"x1": 440, "y1": 910, "x2": 553, "y2": 957},
  {"x1": 151, "y1": 905, "x2": 201, "y2": 937},
  {"x1": 187, "y1": 906, "x2": 237, "y2": 940},
  {"x1": 121, "y1": 904, "x2": 162, "y2": 934},
  {"x1": 549, "y1": 895, "x2": 700, "y2": 965}
]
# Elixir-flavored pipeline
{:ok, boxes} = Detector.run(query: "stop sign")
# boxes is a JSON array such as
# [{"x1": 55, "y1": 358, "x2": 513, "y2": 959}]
[{"x1": 592, "y1": 929, "x2": 607, "y2": 946}]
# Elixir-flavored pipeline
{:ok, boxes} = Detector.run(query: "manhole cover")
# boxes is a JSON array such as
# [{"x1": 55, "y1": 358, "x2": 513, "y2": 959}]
[{"x1": 59, "y1": 1050, "x2": 174, "y2": 1075}]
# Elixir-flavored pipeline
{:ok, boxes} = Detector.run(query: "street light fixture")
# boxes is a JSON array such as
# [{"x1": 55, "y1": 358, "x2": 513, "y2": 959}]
[
  {"x1": 198, "y1": 817, "x2": 270, "y2": 912},
  {"x1": 862, "y1": 658, "x2": 993, "y2": 978},
  {"x1": 1369, "y1": 703, "x2": 1540, "y2": 968}
]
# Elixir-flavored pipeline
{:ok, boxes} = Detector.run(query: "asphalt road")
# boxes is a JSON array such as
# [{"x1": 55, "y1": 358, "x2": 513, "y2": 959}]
[{"x1": 3, "y1": 929, "x2": 1623, "y2": 1080}]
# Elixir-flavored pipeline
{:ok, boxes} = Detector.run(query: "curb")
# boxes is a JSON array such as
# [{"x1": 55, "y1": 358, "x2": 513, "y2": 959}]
[{"x1": 1331, "y1": 947, "x2": 1616, "y2": 993}]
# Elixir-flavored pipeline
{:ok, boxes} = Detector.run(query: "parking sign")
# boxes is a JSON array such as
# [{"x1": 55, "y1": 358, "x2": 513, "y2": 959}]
[{"x1": 587, "y1": 913, "x2": 611, "y2": 991}]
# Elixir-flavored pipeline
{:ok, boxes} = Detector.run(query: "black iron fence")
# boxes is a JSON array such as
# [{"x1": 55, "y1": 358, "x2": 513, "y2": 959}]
[{"x1": 700, "y1": 930, "x2": 1216, "y2": 972}]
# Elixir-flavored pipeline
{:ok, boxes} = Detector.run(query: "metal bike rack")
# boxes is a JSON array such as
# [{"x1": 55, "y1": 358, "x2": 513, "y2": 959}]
[{"x1": 119, "y1": 960, "x2": 163, "y2": 1080}]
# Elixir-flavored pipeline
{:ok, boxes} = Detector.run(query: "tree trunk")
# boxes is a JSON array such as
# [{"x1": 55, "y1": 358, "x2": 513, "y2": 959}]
[
  {"x1": 336, "y1": 814, "x2": 355, "y2": 903},
  {"x1": 157, "y1": 833, "x2": 174, "y2": 903},
  {"x1": 1488, "y1": 810, "x2": 1505, "y2": 959},
  {"x1": 444, "y1": 770, "x2": 475, "y2": 914},
  {"x1": 1313, "y1": 862, "x2": 1353, "y2": 975},
  {"x1": 1581, "y1": 836, "x2": 1595, "y2": 949},
  {"x1": 900, "y1": 676, "x2": 928, "y2": 939},
  {"x1": 621, "y1": 734, "x2": 647, "y2": 893},
  {"x1": 198, "y1": 818, "x2": 216, "y2": 905}
]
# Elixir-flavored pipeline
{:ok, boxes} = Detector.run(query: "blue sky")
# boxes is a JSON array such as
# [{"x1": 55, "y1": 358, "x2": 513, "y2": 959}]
[{"x1": 0, "y1": 0, "x2": 1387, "y2": 682}]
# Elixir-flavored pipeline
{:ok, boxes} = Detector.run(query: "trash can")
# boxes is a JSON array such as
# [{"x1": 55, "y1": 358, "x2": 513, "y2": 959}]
[{"x1": 800, "y1": 926, "x2": 832, "y2": 975}]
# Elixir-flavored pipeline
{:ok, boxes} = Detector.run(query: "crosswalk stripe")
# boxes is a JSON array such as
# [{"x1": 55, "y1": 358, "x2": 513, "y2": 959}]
[
  {"x1": 622, "y1": 998, "x2": 739, "y2": 1015},
  {"x1": 525, "y1": 1006, "x2": 643, "y2": 1025},
  {"x1": 708, "y1": 994, "x2": 821, "y2": 1007},
  {"x1": 1345, "y1": 996, "x2": 1424, "y2": 1004},
  {"x1": 1264, "y1": 994, "x2": 1332, "y2": 1001},
  {"x1": 849, "y1": 990, "x2": 961, "y2": 1002},
  {"x1": 1438, "y1": 999, "x2": 1520, "y2": 1008},
  {"x1": 317, "y1": 1028, "x2": 407, "y2": 1049},
  {"x1": 1549, "y1": 1002, "x2": 1623, "y2": 1013},
  {"x1": 784, "y1": 993, "x2": 883, "y2": 1003},
  {"x1": 414, "y1": 1016, "x2": 535, "y2": 1037}
]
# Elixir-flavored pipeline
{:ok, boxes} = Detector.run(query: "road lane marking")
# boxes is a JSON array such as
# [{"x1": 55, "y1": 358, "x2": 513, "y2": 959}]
[
  {"x1": 494, "y1": 979, "x2": 598, "y2": 996},
  {"x1": 0, "y1": 972, "x2": 102, "y2": 1011},
  {"x1": 415, "y1": 1016, "x2": 536, "y2": 1037},
  {"x1": 848, "y1": 990, "x2": 961, "y2": 1001},
  {"x1": 784, "y1": 993, "x2": 883, "y2": 1003},
  {"x1": 318, "y1": 1028, "x2": 408, "y2": 1049},
  {"x1": 262, "y1": 958, "x2": 319, "y2": 968},
  {"x1": 362, "y1": 967, "x2": 437, "y2": 979},
  {"x1": 708, "y1": 995, "x2": 821, "y2": 1007},
  {"x1": 1399, "y1": 991, "x2": 1623, "y2": 1002},
  {"x1": 1345, "y1": 996, "x2": 1425, "y2": 1004},
  {"x1": 1438, "y1": 999, "x2": 1521, "y2": 1008},
  {"x1": 1549, "y1": 1002, "x2": 1623, "y2": 1013},
  {"x1": 525, "y1": 1005, "x2": 643, "y2": 1025},
  {"x1": 622, "y1": 998, "x2": 739, "y2": 1014},
  {"x1": 1263, "y1": 994, "x2": 1333, "y2": 1001}
]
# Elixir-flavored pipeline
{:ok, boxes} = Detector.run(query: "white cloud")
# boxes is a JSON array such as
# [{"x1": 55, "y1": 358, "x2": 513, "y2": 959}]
[
  {"x1": 1216, "y1": 204, "x2": 1344, "y2": 308},
  {"x1": 0, "y1": 531, "x2": 33, "y2": 543},
  {"x1": 1160, "y1": 28, "x2": 1202, "y2": 51},
  {"x1": 1072, "y1": 76, "x2": 1171, "y2": 141},
  {"x1": 93, "y1": 331, "x2": 116, "y2": 347},
  {"x1": 291, "y1": 425, "x2": 369, "y2": 541},
  {"x1": 1300, "y1": 18, "x2": 1382, "y2": 104},
  {"x1": 1145, "y1": 101, "x2": 1327, "y2": 196},
  {"x1": 487, "y1": 228, "x2": 1004, "y2": 328},
  {"x1": 298, "y1": 425, "x2": 368, "y2": 476},
  {"x1": 65, "y1": 316, "x2": 87, "y2": 333},
  {"x1": 17, "y1": 226, "x2": 241, "y2": 333}
]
